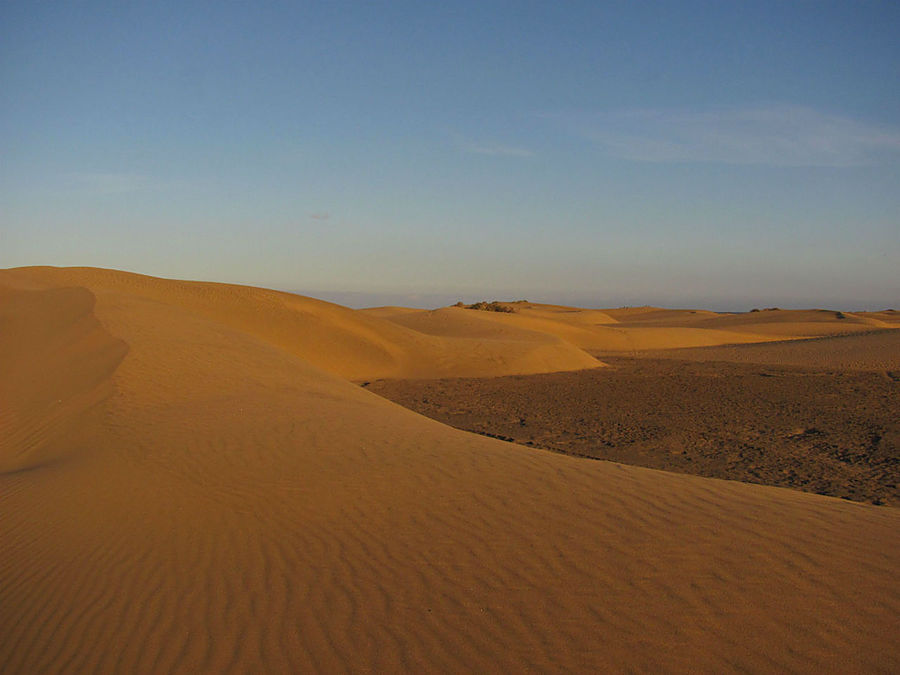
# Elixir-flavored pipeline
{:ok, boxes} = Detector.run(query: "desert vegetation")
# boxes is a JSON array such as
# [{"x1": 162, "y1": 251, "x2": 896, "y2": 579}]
[{"x1": 455, "y1": 300, "x2": 517, "y2": 313}]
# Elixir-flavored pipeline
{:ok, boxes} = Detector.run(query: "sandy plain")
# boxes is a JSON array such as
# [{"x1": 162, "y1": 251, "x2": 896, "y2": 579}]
[{"x1": 1, "y1": 267, "x2": 898, "y2": 673}]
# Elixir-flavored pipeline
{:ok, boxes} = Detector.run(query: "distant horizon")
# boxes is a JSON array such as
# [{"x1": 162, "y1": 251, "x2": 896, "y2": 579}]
[
  {"x1": 295, "y1": 288, "x2": 899, "y2": 314},
  {"x1": 5, "y1": 261, "x2": 896, "y2": 313}
]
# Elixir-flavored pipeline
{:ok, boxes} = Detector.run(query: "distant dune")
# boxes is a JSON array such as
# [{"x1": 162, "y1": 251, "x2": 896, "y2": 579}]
[
  {"x1": 365, "y1": 300, "x2": 892, "y2": 354},
  {"x1": 1, "y1": 266, "x2": 898, "y2": 673},
  {"x1": 629, "y1": 329, "x2": 900, "y2": 371}
]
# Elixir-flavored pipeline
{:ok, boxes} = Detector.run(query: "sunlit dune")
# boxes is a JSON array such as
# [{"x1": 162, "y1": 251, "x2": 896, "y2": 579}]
[
  {"x1": 0, "y1": 267, "x2": 600, "y2": 381},
  {"x1": 1, "y1": 266, "x2": 898, "y2": 673},
  {"x1": 858, "y1": 309, "x2": 900, "y2": 325},
  {"x1": 602, "y1": 306, "x2": 721, "y2": 322},
  {"x1": 633, "y1": 328, "x2": 900, "y2": 371},
  {"x1": 370, "y1": 300, "x2": 889, "y2": 353}
]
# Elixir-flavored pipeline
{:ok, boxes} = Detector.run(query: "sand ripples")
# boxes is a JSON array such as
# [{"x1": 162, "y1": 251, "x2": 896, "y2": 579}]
[{"x1": 1, "y1": 267, "x2": 898, "y2": 672}]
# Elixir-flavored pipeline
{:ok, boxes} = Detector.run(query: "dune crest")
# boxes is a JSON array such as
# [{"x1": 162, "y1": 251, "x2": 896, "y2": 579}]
[{"x1": 0, "y1": 267, "x2": 600, "y2": 380}]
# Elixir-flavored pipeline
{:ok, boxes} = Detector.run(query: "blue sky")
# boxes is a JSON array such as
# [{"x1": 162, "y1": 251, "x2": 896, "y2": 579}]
[{"x1": 2, "y1": 1, "x2": 898, "y2": 309}]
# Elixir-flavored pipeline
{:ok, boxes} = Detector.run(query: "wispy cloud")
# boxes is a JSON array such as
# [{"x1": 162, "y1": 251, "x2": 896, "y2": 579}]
[
  {"x1": 309, "y1": 212, "x2": 330, "y2": 221},
  {"x1": 461, "y1": 142, "x2": 534, "y2": 158},
  {"x1": 557, "y1": 105, "x2": 900, "y2": 167}
]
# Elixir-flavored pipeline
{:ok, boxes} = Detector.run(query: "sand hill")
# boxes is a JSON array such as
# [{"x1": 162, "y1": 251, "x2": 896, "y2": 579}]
[
  {"x1": 1, "y1": 266, "x2": 898, "y2": 673},
  {"x1": 365, "y1": 300, "x2": 890, "y2": 354},
  {"x1": 0, "y1": 267, "x2": 599, "y2": 381},
  {"x1": 634, "y1": 329, "x2": 900, "y2": 371}
]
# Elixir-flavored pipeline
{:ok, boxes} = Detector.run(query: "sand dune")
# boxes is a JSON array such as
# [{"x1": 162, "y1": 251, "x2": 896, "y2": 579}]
[
  {"x1": 0, "y1": 284, "x2": 127, "y2": 473},
  {"x1": 679, "y1": 309, "x2": 893, "y2": 337},
  {"x1": 858, "y1": 309, "x2": 900, "y2": 325},
  {"x1": 603, "y1": 306, "x2": 891, "y2": 331},
  {"x1": 603, "y1": 306, "x2": 721, "y2": 323},
  {"x1": 1, "y1": 267, "x2": 898, "y2": 673},
  {"x1": 383, "y1": 306, "x2": 601, "y2": 344},
  {"x1": 0, "y1": 268, "x2": 599, "y2": 380},
  {"x1": 375, "y1": 302, "x2": 872, "y2": 353},
  {"x1": 362, "y1": 299, "x2": 895, "y2": 356},
  {"x1": 632, "y1": 328, "x2": 900, "y2": 371},
  {"x1": 596, "y1": 306, "x2": 893, "y2": 345},
  {"x1": 490, "y1": 302, "x2": 621, "y2": 325},
  {"x1": 358, "y1": 305, "x2": 430, "y2": 320}
]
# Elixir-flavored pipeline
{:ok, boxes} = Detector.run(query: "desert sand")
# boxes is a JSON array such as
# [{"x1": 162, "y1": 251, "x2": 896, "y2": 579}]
[{"x1": 2, "y1": 267, "x2": 899, "y2": 673}]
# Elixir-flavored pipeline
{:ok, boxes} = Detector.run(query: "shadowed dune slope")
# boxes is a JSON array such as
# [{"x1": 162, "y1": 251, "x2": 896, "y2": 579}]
[
  {"x1": 358, "y1": 305, "x2": 427, "y2": 320},
  {"x1": 1, "y1": 267, "x2": 898, "y2": 673},
  {"x1": 0, "y1": 285, "x2": 127, "y2": 472}
]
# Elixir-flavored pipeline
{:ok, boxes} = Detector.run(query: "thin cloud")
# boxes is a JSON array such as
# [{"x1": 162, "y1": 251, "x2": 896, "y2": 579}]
[
  {"x1": 561, "y1": 105, "x2": 900, "y2": 167},
  {"x1": 462, "y1": 142, "x2": 534, "y2": 158},
  {"x1": 309, "y1": 212, "x2": 330, "y2": 221}
]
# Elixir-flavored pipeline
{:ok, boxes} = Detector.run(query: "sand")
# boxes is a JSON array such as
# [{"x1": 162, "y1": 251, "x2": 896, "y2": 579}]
[
  {"x1": 617, "y1": 329, "x2": 900, "y2": 372},
  {"x1": 1, "y1": 266, "x2": 898, "y2": 673},
  {"x1": 366, "y1": 301, "x2": 890, "y2": 355}
]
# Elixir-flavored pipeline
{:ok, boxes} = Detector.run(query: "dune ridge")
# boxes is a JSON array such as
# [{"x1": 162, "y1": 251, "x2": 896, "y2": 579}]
[
  {"x1": 369, "y1": 300, "x2": 896, "y2": 355},
  {"x1": 0, "y1": 267, "x2": 600, "y2": 380},
  {"x1": 1, "y1": 266, "x2": 898, "y2": 673},
  {"x1": 0, "y1": 284, "x2": 127, "y2": 472}
]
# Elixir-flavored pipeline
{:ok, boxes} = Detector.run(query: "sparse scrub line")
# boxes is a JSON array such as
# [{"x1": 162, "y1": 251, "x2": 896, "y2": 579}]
[
  {"x1": 454, "y1": 300, "x2": 527, "y2": 313},
  {"x1": 748, "y1": 307, "x2": 848, "y2": 319}
]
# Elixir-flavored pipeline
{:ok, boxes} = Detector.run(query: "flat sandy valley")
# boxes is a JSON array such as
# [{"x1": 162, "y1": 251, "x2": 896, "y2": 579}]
[{"x1": 2, "y1": 266, "x2": 899, "y2": 673}]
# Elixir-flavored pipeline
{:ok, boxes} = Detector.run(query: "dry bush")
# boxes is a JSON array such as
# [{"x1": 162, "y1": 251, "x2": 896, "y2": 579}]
[{"x1": 465, "y1": 301, "x2": 516, "y2": 313}]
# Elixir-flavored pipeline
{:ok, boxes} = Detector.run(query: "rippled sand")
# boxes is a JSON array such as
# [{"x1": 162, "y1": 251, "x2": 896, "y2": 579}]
[{"x1": 2, "y1": 267, "x2": 898, "y2": 673}]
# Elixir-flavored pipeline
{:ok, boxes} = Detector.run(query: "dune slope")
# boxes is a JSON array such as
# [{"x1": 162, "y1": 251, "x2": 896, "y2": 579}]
[
  {"x1": 1, "y1": 267, "x2": 898, "y2": 673},
  {"x1": 378, "y1": 302, "x2": 892, "y2": 354},
  {"x1": 630, "y1": 329, "x2": 900, "y2": 371},
  {"x1": 0, "y1": 267, "x2": 599, "y2": 380},
  {"x1": 0, "y1": 285, "x2": 127, "y2": 472}
]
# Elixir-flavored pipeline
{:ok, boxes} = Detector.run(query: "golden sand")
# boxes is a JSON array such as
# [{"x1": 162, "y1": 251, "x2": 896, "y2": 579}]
[{"x1": 1, "y1": 266, "x2": 897, "y2": 672}]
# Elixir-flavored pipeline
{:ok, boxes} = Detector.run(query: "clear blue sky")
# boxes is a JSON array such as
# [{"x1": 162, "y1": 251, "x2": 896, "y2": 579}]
[{"x1": 2, "y1": 1, "x2": 898, "y2": 309}]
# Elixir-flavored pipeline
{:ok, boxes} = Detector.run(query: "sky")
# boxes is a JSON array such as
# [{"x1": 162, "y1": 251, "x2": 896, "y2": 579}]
[{"x1": 2, "y1": 0, "x2": 899, "y2": 310}]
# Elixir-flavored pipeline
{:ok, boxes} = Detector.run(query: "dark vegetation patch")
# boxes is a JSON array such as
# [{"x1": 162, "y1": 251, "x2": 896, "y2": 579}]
[{"x1": 455, "y1": 300, "x2": 518, "y2": 313}]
